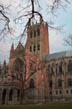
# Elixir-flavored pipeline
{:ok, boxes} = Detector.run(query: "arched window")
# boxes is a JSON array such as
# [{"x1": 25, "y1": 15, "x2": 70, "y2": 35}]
[
  {"x1": 66, "y1": 90, "x2": 69, "y2": 94},
  {"x1": 33, "y1": 45, "x2": 36, "y2": 52},
  {"x1": 37, "y1": 44, "x2": 40, "y2": 51},
  {"x1": 2, "y1": 89, "x2": 6, "y2": 104},
  {"x1": 37, "y1": 28, "x2": 40, "y2": 36},
  {"x1": 30, "y1": 79, "x2": 35, "y2": 88},
  {"x1": 30, "y1": 46, "x2": 32, "y2": 52},
  {"x1": 14, "y1": 58, "x2": 24, "y2": 72},
  {"x1": 3, "y1": 61, "x2": 8, "y2": 75},
  {"x1": 68, "y1": 60, "x2": 72, "y2": 74},
  {"x1": 56, "y1": 64, "x2": 59, "y2": 74},
  {"x1": 14, "y1": 58, "x2": 25, "y2": 80},
  {"x1": 49, "y1": 80, "x2": 52, "y2": 88},
  {"x1": 34, "y1": 30, "x2": 36, "y2": 37},
  {"x1": 30, "y1": 31, "x2": 32, "y2": 38},
  {"x1": 59, "y1": 65, "x2": 62, "y2": 73},
  {"x1": 9, "y1": 89, "x2": 13, "y2": 101},
  {"x1": 59, "y1": 62, "x2": 63, "y2": 74},
  {"x1": 17, "y1": 89, "x2": 20, "y2": 101}
]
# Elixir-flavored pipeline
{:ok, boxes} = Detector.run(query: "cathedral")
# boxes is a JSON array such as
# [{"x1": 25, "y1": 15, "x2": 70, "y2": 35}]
[{"x1": 0, "y1": 18, "x2": 72, "y2": 104}]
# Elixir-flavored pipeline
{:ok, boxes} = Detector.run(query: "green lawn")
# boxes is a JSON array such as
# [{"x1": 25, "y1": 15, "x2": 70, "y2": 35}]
[{"x1": 0, "y1": 103, "x2": 72, "y2": 109}]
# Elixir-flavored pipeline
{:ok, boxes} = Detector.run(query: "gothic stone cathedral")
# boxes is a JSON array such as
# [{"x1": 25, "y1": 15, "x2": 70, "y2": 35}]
[{"x1": 0, "y1": 18, "x2": 72, "y2": 104}]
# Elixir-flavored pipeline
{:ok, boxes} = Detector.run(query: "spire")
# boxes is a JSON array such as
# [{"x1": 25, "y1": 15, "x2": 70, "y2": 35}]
[
  {"x1": 16, "y1": 42, "x2": 24, "y2": 51},
  {"x1": 11, "y1": 43, "x2": 14, "y2": 51},
  {"x1": 10, "y1": 43, "x2": 14, "y2": 59},
  {"x1": 3, "y1": 60, "x2": 7, "y2": 75},
  {"x1": 3, "y1": 60, "x2": 6, "y2": 66},
  {"x1": 40, "y1": 16, "x2": 43, "y2": 24}
]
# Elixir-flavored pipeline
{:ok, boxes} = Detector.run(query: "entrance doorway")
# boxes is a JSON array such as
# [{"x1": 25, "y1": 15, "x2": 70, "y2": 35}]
[{"x1": 2, "y1": 89, "x2": 6, "y2": 104}]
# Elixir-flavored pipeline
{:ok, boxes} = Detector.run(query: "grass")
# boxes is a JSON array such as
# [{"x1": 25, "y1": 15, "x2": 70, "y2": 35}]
[{"x1": 0, "y1": 103, "x2": 72, "y2": 109}]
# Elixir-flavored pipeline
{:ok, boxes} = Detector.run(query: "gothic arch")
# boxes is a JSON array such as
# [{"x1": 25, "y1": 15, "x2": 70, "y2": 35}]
[
  {"x1": 9, "y1": 89, "x2": 13, "y2": 101},
  {"x1": 13, "y1": 58, "x2": 25, "y2": 80},
  {"x1": 2, "y1": 89, "x2": 6, "y2": 104},
  {"x1": 14, "y1": 58, "x2": 25, "y2": 72},
  {"x1": 29, "y1": 79, "x2": 35, "y2": 99},
  {"x1": 30, "y1": 79, "x2": 35, "y2": 88},
  {"x1": 68, "y1": 60, "x2": 72, "y2": 74},
  {"x1": 17, "y1": 89, "x2": 20, "y2": 101}
]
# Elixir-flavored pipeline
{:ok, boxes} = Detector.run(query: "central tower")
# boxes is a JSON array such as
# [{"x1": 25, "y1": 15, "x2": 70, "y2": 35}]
[{"x1": 26, "y1": 18, "x2": 49, "y2": 60}]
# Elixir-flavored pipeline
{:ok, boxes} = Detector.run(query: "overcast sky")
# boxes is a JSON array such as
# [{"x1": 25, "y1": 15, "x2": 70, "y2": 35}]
[{"x1": 0, "y1": 0, "x2": 72, "y2": 63}]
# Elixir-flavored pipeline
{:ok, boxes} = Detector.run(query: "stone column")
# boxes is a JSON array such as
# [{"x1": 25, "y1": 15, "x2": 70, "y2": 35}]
[
  {"x1": 5, "y1": 88, "x2": 9, "y2": 105},
  {"x1": 12, "y1": 88, "x2": 18, "y2": 104}
]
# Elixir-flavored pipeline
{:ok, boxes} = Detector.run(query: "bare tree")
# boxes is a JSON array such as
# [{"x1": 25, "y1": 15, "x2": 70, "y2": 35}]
[
  {"x1": 0, "y1": 0, "x2": 71, "y2": 103},
  {"x1": 16, "y1": 0, "x2": 71, "y2": 40},
  {"x1": 0, "y1": 4, "x2": 10, "y2": 41},
  {"x1": 65, "y1": 34, "x2": 72, "y2": 47},
  {"x1": 0, "y1": 0, "x2": 71, "y2": 42}
]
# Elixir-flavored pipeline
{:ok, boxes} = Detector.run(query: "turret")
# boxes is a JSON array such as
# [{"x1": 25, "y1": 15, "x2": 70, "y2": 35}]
[
  {"x1": 3, "y1": 60, "x2": 8, "y2": 78},
  {"x1": 10, "y1": 43, "x2": 14, "y2": 59},
  {"x1": 25, "y1": 17, "x2": 49, "y2": 60}
]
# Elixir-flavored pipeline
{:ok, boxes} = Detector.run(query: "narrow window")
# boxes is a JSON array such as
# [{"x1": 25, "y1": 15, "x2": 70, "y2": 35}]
[
  {"x1": 68, "y1": 60, "x2": 72, "y2": 74},
  {"x1": 37, "y1": 44, "x2": 40, "y2": 50},
  {"x1": 33, "y1": 45, "x2": 36, "y2": 52},
  {"x1": 37, "y1": 28, "x2": 40, "y2": 36},
  {"x1": 30, "y1": 31, "x2": 32, "y2": 38},
  {"x1": 17, "y1": 89, "x2": 20, "y2": 101},
  {"x1": 56, "y1": 64, "x2": 59, "y2": 74},
  {"x1": 49, "y1": 80, "x2": 52, "y2": 88},
  {"x1": 59, "y1": 65, "x2": 62, "y2": 73},
  {"x1": 66, "y1": 90, "x2": 69, "y2": 94},
  {"x1": 34, "y1": 30, "x2": 36, "y2": 37},
  {"x1": 30, "y1": 79, "x2": 35, "y2": 88},
  {"x1": 30, "y1": 46, "x2": 32, "y2": 52},
  {"x1": 9, "y1": 89, "x2": 13, "y2": 101}
]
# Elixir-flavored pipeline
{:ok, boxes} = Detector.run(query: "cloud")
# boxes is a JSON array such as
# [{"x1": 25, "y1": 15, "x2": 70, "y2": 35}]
[
  {"x1": 0, "y1": 42, "x2": 11, "y2": 52},
  {"x1": 0, "y1": 0, "x2": 20, "y2": 6},
  {"x1": 0, "y1": 42, "x2": 11, "y2": 63},
  {"x1": 0, "y1": 0, "x2": 71, "y2": 63},
  {"x1": 44, "y1": 0, "x2": 53, "y2": 5}
]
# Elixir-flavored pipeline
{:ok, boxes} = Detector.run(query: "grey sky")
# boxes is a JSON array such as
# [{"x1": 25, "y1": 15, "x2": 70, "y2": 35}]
[{"x1": 0, "y1": 0, "x2": 72, "y2": 63}]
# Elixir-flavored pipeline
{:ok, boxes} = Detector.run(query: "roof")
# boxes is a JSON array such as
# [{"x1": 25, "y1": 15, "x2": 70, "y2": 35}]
[
  {"x1": 43, "y1": 51, "x2": 72, "y2": 61},
  {"x1": 15, "y1": 42, "x2": 25, "y2": 51}
]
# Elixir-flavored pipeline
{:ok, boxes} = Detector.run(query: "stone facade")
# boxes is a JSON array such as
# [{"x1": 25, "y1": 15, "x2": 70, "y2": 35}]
[
  {"x1": 25, "y1": 18, "x2": 49, "y2": 60},
  {"x1": 43, "y1": 52, "x2": 72, "y2": 102},
  {"x1": 0, "y1": 18, "x2": 72, "y2": 104},
  {"x1": 0, "y1": 43, "x2": 25, "y2": 104}
]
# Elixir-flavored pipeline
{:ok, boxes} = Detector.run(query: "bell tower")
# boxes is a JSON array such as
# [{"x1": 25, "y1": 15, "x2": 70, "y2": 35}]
[{"x1": 25, "y1": 18, "x2": 49, "y2": 60}]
